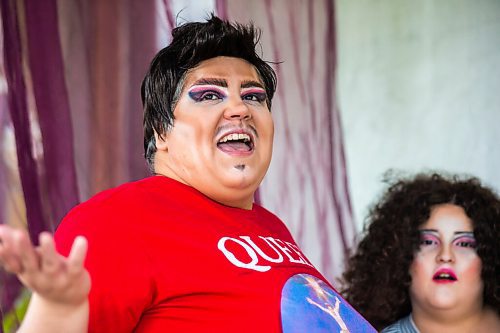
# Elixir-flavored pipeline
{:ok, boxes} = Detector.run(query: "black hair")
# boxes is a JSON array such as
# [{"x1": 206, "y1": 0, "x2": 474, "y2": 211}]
[{"x1": 141, "y1": 14, "x2": 277, "y2": 171}]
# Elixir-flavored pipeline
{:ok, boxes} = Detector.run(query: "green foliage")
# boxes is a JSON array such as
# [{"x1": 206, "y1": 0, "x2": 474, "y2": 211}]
[{"x1": 2, "y1": 288, "x2": 31, "y2": 333}]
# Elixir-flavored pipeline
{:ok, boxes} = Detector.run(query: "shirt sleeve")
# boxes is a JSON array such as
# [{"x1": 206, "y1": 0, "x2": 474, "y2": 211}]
[{"x1": 55, "y1": 200, "x2": 155, "y2": 333}]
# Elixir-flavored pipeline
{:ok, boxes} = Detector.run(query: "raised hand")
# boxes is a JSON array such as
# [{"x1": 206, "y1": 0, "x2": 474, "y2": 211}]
[
  {"x1": 0, "y1": 225, "x2": 90, "y2": 333},
  {"x1": 0, "y1": 225, "x2": 90, "y2": 305}
]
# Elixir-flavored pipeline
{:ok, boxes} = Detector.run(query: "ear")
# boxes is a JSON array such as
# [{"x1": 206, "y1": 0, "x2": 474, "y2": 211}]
[{"x1": 154, "y1": 130, "x2": 168, "y2": 152}]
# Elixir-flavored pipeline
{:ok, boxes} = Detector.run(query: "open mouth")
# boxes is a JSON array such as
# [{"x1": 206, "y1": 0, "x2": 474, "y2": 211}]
[
  {"x1": 217, "y1": 132, "x2": 254, "y2": 154},
  {"x1": 432, "y1": 269, "x2": 457, "y2": 283}
]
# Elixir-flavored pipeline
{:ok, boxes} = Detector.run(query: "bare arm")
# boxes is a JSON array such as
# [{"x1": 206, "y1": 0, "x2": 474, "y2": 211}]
[{"x1": 0, "y1": 225, "x2": 90, "y2": 333}]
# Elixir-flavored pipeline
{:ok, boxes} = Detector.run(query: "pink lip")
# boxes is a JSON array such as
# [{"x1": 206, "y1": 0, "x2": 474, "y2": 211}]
[{"x1": 432, "y1": 268, "x2": 458, "y2": 284}]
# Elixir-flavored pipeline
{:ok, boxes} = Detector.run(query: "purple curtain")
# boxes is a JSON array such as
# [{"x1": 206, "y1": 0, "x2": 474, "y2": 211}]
[
  {"x1": 23, "y1": 0, "x2": 80, "y2": 229},
  {"x1": 1, "y1": 0, "x2": 49, "y2": 244},
  {"x1": 1, "y1": 0, "x2": 39, "y2": 328},
  {"x1": 223, "y1": 0, "x2": 355, "y2": 281},
  {"x1": 0, "y1": 0, "x2": 157, "y2": 327}
]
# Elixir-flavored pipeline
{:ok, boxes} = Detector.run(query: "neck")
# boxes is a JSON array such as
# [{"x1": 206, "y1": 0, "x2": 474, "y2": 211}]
[
  {"x1": 153, "y1": 169, "x2": 255, "y2": 211},
  {"x1": 412, "y1": 306, "x2": 500, "y2": 333},
  {"x1": 153, "y1": 159, "x2": 188, "y2": 186}
]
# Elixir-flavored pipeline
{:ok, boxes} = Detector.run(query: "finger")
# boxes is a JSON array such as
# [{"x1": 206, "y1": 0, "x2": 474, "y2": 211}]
[
  {"x1": 0, "y1": 224, "x2": 8, "y2": 243},
  {"x1": 13, "y1": 229, "x2": 40, "y2": 274},
  {"x1": 38, "y1": 232, "x2": 61, "y2": 273},
  {"x1": 0, "y1": 227, "x2": 23, "y2": 273},
  {"x1": 0, "y1": 225, "x2": 15, "y2": 249},
  {"x1": 67, "y1": 236, "x2": 88, "y2": 275}
]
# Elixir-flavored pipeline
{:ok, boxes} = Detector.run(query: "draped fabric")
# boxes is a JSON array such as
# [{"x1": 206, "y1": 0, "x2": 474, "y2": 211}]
[
  {"x1": 57, "y1": 0, "x2": 156, "y2": 198},
  {"x1": 0, "y1": 0, "x2": 156, "y2": 329},
  {"x1": 224, "y1": 0, "x2": 355, "y2": 281},
  {"x1": 0, "y1": 0, "x2": 352, "y2": 329}
]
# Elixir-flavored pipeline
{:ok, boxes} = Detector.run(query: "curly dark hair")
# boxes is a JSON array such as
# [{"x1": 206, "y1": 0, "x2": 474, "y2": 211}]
[
  {"x1": 141, "y1": 14, "x2": 277, "y2": 172},
  {"x1": 341, "y1": 172, "x2": 500, "y2": 330}
]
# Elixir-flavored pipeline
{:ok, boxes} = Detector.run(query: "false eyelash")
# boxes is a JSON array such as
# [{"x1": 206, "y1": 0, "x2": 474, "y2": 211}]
[
  {"x1": 419, "y1": 234, "x2": 439, "y2": 246},
  {"x1": 188, "y1": 88, "x2": 226, "y2": 102},
  {"x1": 242, "y1": 92, "x2": 267, "y2": 103},
  {"x1": 454, "y1": 237, "x2": 477, "y2": 248}
]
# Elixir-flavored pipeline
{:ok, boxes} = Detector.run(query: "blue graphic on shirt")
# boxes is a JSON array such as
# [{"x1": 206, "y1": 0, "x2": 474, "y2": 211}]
[{"x1": 281, "y1": 274, "x2": 376, "y2": 333}]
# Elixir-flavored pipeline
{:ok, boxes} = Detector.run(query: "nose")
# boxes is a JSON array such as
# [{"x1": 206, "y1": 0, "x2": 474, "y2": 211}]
[
  {"x1": 436, "y1": 244, "x2": 455, "y2": 263},
  {"x1": 223, "y1": 97, "x2": 251, "y2": 121}
]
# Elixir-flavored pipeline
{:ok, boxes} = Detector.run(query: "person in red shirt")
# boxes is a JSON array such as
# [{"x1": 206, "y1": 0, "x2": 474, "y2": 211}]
[{"x1": 0, "y1": 15, "x2": 375, "y2": 333}]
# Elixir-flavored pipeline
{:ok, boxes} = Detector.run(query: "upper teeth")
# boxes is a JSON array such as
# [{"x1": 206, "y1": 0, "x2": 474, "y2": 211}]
[
  {"x1": 436, "y1": 273, "x2": 454, "y2": 279},
  {"x1": 219, "y1": 133, "x2": 251, "y2": 143}
]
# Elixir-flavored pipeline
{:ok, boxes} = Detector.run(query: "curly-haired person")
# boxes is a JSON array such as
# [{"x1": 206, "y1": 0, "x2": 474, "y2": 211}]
[{"x1": 341, "y1": 172, "x2": 500, "y2": 333}]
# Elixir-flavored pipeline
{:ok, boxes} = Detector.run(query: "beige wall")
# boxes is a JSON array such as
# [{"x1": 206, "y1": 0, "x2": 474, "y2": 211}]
[{"x1": 336, "y1": 0, "x2": 500, "y2": 229}]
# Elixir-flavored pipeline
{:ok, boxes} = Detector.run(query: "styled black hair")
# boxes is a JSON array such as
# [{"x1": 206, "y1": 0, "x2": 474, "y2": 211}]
[
  {"x1": 341, "y1": 172, "x2": 500, "y2": 330},
  {"x1": 141, "y1": 14, "x2": 277, "y2": 171}
]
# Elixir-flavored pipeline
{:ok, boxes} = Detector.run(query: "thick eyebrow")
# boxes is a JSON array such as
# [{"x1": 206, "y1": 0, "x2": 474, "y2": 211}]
[
  {"x1": 241, "y1": 80, "x2": 265, "y2": 90},
  {"x1": 190, "y1": 78, "x2": 227, "y2": 88},
  {"x1": 189, "y1": 78, "x2": 265, "y2": 90}
]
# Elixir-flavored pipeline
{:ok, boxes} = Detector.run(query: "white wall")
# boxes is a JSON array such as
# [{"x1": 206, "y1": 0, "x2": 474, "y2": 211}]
[{"x1": 336, "y1": 0, "x2": 500, "y2": 230}]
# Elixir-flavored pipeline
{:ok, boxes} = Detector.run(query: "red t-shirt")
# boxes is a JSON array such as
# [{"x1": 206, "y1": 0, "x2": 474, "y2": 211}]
[{"x1": 55, "y1": 176, "x2": 374, "y2": 332}]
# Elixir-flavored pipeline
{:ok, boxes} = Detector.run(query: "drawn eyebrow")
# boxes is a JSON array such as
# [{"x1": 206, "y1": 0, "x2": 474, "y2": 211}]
[
  {"x1": 191, "y1": 78, "x2": 228, "y2": 88},
  {"x1": 241, "y1": 80, "x2": 265, "y2": 90},
  {"x1": 188, "y1": 78, "x2": 265, "y2": 91},
  {"x1": 454, "y1": 231, "x2": 474, "y2": 237},
  {"x1": 419, "y1": 229, "x2": 474, "y2": 237}
]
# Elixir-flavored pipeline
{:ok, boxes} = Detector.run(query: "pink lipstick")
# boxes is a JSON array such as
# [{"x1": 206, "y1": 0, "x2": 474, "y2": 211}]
[{"x1": 432, "y1": 268, "x2": 457, "y2": 284}]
